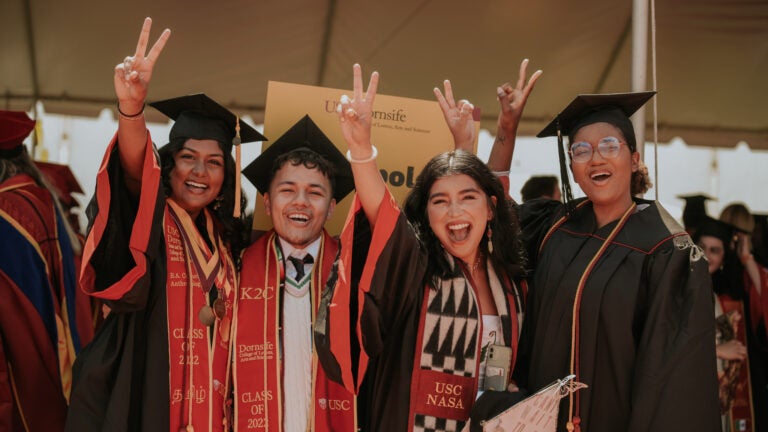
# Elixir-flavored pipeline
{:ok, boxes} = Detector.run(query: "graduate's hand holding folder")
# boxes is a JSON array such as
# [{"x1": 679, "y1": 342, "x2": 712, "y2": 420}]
[{"x1": 462, "y1": 375, "x2": 587, "y2": 432}]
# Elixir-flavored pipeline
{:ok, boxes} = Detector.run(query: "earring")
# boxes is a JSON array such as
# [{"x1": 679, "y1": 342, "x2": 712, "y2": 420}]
[
  {"x1": 212, "y1": 195, "x2": 224, "y2": 210},
  {"x1": 487, "y1": 224, "x2": 493, "y2": 254}
]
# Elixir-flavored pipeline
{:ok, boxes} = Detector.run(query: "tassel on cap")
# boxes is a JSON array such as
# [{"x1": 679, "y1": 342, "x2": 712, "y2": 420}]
[{"x1": 233, "y1": 116, "x2": 242, "y2": 218}]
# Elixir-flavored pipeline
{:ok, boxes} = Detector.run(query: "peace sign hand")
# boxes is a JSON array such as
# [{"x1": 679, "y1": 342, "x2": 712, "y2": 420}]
[
  {"x1": 337, "y1": 64, "x2": 379, "y2": 160},
  {"x1": 496, "y1": 58, "x2": 542, "y2": 134},
  {"x1": 434, "y1": 80, "x2": 475, "y2": 151},
  {"x1": 114, "y1": 17, "x2": 171, "y2": 113}
]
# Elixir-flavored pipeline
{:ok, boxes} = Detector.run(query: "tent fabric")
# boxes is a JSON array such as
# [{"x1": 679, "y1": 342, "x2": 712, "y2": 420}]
[{"x1": 2, "y1": 0, "x2": 767, "y2": 149}]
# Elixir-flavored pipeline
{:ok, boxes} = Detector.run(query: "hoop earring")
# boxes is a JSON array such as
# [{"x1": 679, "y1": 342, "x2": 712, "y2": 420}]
[{"x1": 487, "y1": 224, "x2": 493, "y2": 254}]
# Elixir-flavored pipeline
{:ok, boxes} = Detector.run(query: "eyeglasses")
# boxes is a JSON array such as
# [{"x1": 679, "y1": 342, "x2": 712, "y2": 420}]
[{"x1": 569, "y1": 136, "x2": 626, "y2": 164}]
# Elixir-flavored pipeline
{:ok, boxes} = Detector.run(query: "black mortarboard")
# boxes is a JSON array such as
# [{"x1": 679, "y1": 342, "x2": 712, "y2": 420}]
[
  {"x1": 677, "y1": 193, "x2": 714, "y2": 231},
  {"x1": 149, "y1": 93, "x2": 266, "y2": 151},
  {"x1": 536, "y1": 91, "x2": 656, "y2": 213},
  {"x1": 242, "y1": 115, "x2": 354, "y2": 202},
  {"x1": 694, "y1": 217, "x2": 737, "y2": 248},
  {"x1": 149, "y1": 93, "x2": 267, "y2": 217}
]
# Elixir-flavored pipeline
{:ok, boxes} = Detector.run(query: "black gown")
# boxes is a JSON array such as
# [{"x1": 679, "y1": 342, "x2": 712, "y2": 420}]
[
  {"x1": 515, "y1": 198, "x2": 720, "y2": 432},
  {"x1": 65, "y1": 142, "x2": 170, "y2": 431},
  {"x1": 316, "y1": 193, "x2": 522, "y2": 432}
]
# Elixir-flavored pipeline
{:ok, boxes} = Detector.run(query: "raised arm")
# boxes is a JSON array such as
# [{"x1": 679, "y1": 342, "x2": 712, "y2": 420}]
[
  {"x1": 114, "y1": 18, "x2": 170, "y2": 195},
  {"x1": 433, "y1": 80, "x2": 475, "y2": 152},
  {"x1": 337, "y1": 64, "x2": 385, "y2": 227},
  {"x1": 487, "y1": 59, "x2": 542, "y2": 172}
]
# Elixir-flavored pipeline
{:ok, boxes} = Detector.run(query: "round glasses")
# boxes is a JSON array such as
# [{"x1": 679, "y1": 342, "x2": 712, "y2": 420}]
[{"x1": 569, "y1": 136, "x2": 626, "y2": 164}]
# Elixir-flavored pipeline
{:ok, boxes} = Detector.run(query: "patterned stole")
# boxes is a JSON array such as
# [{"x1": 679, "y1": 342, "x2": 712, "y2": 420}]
[
  {"x1": 234, "y1": 230, "x2": 356, "y2": 432},
  {"x1": 164, "y1": 200, "x2": 237, "y2": 432},
  {"x1": 407, "y1": 255, "x2": 520, "y2": 432}
]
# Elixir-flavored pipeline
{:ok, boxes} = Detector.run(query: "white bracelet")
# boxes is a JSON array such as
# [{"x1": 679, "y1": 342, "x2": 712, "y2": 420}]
[{"x1": 346, "y1": 145, "x2": 378, "y2": 164}]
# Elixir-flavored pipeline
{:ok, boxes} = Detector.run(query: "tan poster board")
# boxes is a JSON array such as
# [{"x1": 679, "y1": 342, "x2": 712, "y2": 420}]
[{"x1": 251, "y1": 81, "x2": 480, "y2": 235}]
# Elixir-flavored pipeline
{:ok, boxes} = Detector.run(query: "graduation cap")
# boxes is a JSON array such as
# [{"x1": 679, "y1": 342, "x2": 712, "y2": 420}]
[
  {"x1": 35, "y1": 161, "x2": 84, "y2": 208},
  {"x1": 149, "y1": 93, "x2": 267, "y2": 217},
  {"x1": 0, "y1": 110, "x2": 35, "y2": 158},
  {"x1": 677, "y1": 193, "x2": 714, "y2": 231},
  {"x1": 537, "y1": 92, "x2": 656, "y2": 211},
  {"x1": 242, "y1": 115, "x2": 354, "y2": 202},
  {"x1": 694, "y1": 217, "x2": 738, "y2": 248}
]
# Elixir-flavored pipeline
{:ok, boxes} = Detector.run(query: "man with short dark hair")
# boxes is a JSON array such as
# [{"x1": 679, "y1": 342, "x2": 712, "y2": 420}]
[{"x1": 235, "y1": 115, "x2": 356, "y2": 432}]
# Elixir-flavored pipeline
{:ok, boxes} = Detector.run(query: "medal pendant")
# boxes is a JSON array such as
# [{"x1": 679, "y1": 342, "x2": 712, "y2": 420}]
[
  {"x1": 198, "y1": 305, "x2": 215, "y2": 326},
  {"x1": 212, "y1": 298, "x2": 226, "y2": 320}
]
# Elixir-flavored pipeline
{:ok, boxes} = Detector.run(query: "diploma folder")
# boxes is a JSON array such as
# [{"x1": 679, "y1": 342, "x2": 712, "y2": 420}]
[{"x1": 464, "y1": 375, "x2": 587, "y2": 432}]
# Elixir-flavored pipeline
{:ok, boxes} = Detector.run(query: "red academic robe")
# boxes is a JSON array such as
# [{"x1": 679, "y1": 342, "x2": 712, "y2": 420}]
[
  {"x1": 234, "y1": 229, "x2": 356, "y2": 431},
  {"x1": 0, "y1": 174, "x2": 82, "y2": 431}
]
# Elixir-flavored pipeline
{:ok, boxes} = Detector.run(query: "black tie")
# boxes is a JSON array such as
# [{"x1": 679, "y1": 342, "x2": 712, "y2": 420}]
[{"x1": 287, "y1": 254, "x2": 314, "y2": 281}]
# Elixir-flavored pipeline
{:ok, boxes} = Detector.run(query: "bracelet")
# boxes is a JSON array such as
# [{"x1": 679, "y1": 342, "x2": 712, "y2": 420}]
[
  {"x1": 117, "y1": 103, "x2": 145, "y2": 119},
  {"x1": 346, "y1": 145, "x2": 378, "y2": 164}
]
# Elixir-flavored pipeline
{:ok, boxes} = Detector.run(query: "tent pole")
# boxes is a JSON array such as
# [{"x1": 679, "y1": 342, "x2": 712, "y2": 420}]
[
  {"x1": 631, "y1": 0, "x2": 649, "y2": 158},
  {"x1": 22, "y1": 0, "x2": 41, "y2": 155}
]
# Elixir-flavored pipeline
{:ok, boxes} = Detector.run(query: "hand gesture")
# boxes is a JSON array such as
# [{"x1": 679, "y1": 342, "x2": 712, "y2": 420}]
[
  {"x1": 114, "y1": 17, "x2": 171, "y2": 113},
  {"x1": 337, "y1": 64, "x2": 379, "y2": 159},
  {"x1": 434, "y1": 80, "x2": 475, "y2": 151},
  {"x1": 735, "y1": 233, "x2": 753, "y2": 263},
  {"x1": 496, "y1": 59, "x2": 542, "y2": 133},
  {"x1": 716, "y1": 339, "x2": 747, "y2": 361}
]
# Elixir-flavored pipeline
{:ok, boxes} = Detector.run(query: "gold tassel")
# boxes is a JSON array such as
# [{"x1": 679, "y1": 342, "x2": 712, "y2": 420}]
[{"x1": 233, "y1": 116, "x2": 242, "y2": 218}]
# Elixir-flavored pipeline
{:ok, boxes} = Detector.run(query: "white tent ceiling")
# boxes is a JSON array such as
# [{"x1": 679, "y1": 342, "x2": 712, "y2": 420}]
[{"x1": 2, "y1": 0, "x2": 767, "y2": 149}]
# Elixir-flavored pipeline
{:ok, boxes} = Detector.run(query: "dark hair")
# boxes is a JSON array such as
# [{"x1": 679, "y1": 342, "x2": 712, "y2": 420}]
[
  {"x1": 694, "y1": 230, "x2": 746, "y2": 300},
  {"x1": 403, "y1": 150, "x2": 526, "y2": 288},
  {"x1": 268, "y1": 148, "x2": 336, "y2": 196},
  {"x1": 520, "y1": 176, "x2": 559, "y2": 202},
  {"x1": 159, "y1": 138, "x2": 249, "y2": 262}
]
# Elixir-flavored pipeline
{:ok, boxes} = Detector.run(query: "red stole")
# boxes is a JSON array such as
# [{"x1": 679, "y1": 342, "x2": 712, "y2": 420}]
[
  {"x1": 234, "y1": 230, "x2": 356, "y2": 432},
  {"x1": 164, "y1": 201, "x2": 237, "y2": 432},
  {"x1": 718, "y1": 295, "x2": 756, "y2": 431}
]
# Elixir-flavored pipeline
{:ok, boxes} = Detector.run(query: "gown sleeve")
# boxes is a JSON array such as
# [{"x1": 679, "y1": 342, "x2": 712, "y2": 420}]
[
  {"x1": 518, "y1": 198, "x2": 564, "y2": 273},
  {"x1": 628, "y1": 240, "x2": 721, "y2": 431},
  {"x1": 315, "y1": 189, "x2": 428, "y2": 393},
  {"x1": 79, "y1": 133, "x2": 166, "y2": 312}
]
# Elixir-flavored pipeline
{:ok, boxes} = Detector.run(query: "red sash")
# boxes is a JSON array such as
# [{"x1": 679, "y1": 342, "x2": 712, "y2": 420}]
[
  {"x1": 164, "y1": 202, "x2": 237, "y2": 432},
  {"x1": 718, "y1": 296, "x2": 756, "y2": 432},
  {"x1": 234, "y1": 230, "x2": 356, "y2": 431}
]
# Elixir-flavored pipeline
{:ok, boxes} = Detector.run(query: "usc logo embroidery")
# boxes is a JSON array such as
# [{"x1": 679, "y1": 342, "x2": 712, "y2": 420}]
[{"x1": 318, "y1": 398, "x2": 352, "y2": 411}]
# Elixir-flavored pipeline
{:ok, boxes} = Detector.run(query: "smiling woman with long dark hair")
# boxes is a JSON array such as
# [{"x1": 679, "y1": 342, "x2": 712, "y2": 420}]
[
  {"x1": 65, "y1": 18, "x2": 264, "y2": 432},
  {"x1": 314, "y1": 63, "x2": 539, "y2": 432}
]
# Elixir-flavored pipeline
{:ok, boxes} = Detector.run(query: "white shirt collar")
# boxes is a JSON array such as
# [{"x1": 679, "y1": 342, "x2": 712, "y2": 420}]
[{"x1": 278, "y1": 235, "x2": 322, "y2": 261}]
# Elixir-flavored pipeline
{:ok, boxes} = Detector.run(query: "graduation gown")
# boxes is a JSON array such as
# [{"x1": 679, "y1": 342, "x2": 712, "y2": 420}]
[
  {"x1": 0, "y1": 174, "x2": 82, "y2": 431},
  {"x1": 744, "y1": 265, "x2": 768, "y2": 430},
  {"x1": 316, "y1": 191, "x2": 523, "y2": 432},
  {"x1": 234, "y1": 229, "x2": 356, "y2": 432},
  {"x1": 515, "y1": 198, "x2": 720, "y2": 431},
  {"x1": 66, "y1": 134, "x2": 237, "y2": 432}
]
